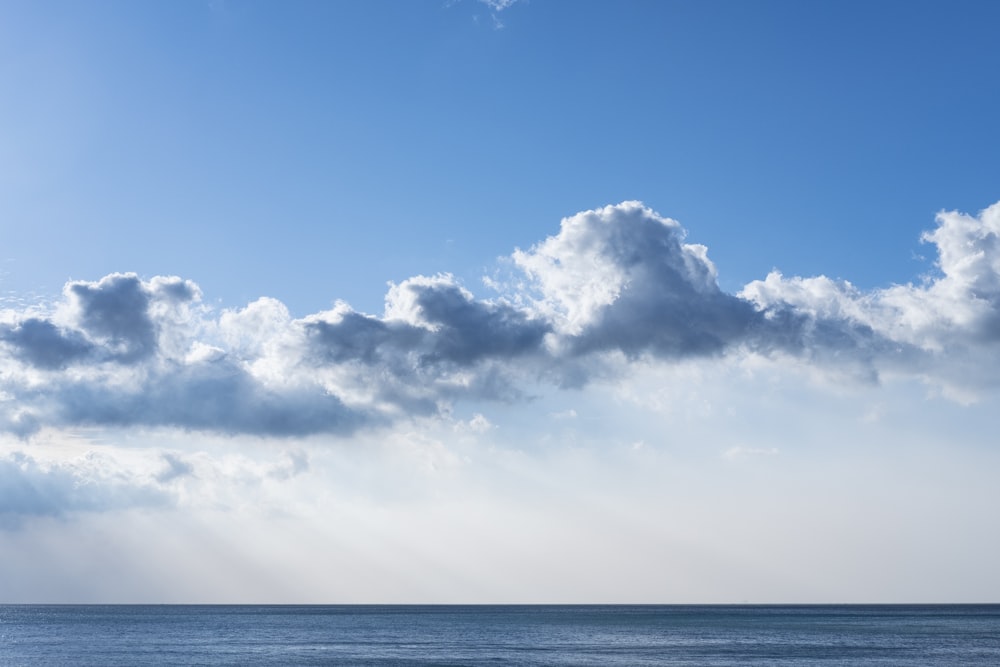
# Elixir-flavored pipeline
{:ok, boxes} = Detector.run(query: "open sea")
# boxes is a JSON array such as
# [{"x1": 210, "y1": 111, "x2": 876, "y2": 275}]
[{"x1": 1, "y1": 604, "x2": 998, "y2": 666}]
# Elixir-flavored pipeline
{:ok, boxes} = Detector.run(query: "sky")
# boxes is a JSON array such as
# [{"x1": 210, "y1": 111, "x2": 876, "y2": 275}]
[{"x1": 1, "y1": 0, "x2": 1000, "y2": 603}]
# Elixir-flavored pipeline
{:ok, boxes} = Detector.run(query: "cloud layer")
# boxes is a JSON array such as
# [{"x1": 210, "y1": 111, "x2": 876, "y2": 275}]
[{"x1": 2, "y1": 200, "x2": 1000, "y2": 437}]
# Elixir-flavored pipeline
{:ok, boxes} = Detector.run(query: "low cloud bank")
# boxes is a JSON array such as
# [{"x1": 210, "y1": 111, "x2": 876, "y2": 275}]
[{"x1": 2, "y1": 200, "x2": 999, "y2": 436}]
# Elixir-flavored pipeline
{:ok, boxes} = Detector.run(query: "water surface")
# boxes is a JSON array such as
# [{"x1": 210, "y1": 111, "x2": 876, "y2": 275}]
[{"x1": 2, "y1": 604, "x2": 998, "y2": 665}]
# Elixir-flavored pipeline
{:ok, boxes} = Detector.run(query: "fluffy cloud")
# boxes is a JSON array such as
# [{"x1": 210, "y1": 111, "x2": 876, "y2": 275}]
[
  {"x1": 2, "y1": 201, "x2": 1000, "y2": 437},
  {"x1": 742, "y1": 201, "x2": 1000, "y2": 390},
  {"x1": 0, "y1": 273, "x2": 200, "y2": 369},
  {"x1": 510, "y1": 201, "x2": 760, "y2": 358},
  {"x1": 0, "y1": 318, "x2": 93, "y2": 370}
]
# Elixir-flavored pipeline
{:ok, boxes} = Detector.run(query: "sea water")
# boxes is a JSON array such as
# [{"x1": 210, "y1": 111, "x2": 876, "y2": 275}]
[{"x1": 2, "y1": 604, "x2": 999, "y2": 666}]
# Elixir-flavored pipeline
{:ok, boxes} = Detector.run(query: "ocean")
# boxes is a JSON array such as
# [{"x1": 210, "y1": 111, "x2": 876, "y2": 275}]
[{"x1": 1, "y1": 604, "x2": 998, "y2": 665}]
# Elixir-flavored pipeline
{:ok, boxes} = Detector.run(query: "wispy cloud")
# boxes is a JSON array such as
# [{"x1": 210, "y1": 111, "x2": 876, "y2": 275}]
[
  {"x1": 2, "y1": 201, "x2": 1000, "y2": 438},
  {"x1": 0, "y1": 451, "x2": 170, "y2": 527},
  {"x1": 156, "y1": 452, "x2": 195, "y2": 483},
  {"x1": 474, "y1": 0, "x2": 521, "y2": 29}
]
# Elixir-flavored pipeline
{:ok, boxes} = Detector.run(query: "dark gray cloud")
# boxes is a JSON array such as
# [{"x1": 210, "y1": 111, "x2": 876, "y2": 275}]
[
  {"x1": 409, "y1": 280, "x2": 550, "y2": 364},
  {"x1": 0, "y1": 274, "x2": 201, "y2": 372},
  {"x1": 569, "y1": 273, "x2": 760, "y2": 359},
  {"x1": 303, "y1": 276, "x2": 550, "y2": 411},
  {"x1": 0, "y1": 318, "x2": 93, "y2": 369},
  {"x1": 69, "y1": 273, "x2": 158, "y2": 362},
  {"x1": 308, "y1": 278, "x2": 549, "y2": 368},
  {"x1": 308, "y1": 312, "x2": 420, "y2": 366},
  {"x1": 51, "y1": 357, "x2": 370, "y2": 437},
  {"x1": 747, "y1": 304, "x2": 907, "y2": 384}
]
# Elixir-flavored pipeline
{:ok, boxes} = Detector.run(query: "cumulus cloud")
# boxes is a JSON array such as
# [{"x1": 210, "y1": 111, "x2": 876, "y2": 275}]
[
  {"x1": 310, "y1": 275, "x2": 547, "y2": 370},
  {"x1": 742, "y1": 201, "x2": 1000, "y2": 390},
  {"x1": 2, "y1": 200, "x2": 1000, "y2": 438},
  {"x1": 0, "y1": 318, "x2": 93, "y2": 369},
  {"x1": 510, "y1": 201, "x2": 760, "y2": 358}
]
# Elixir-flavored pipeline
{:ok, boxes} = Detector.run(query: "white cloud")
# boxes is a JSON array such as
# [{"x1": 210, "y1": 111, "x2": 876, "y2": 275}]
[
  {"x1": 466, "y1": 413, "x2": 494, "y2": 433},
  {"x1": 4, "y1": 385, "x2": 999, "y2": 603},
  {"x1": 741, "y1": 200, "x2": 1000, "y2": 392},
  {"x1": 3, "y1": 201, "x2": 1000, "y2": 440},
  {"x1": 479, "y1": 0, "x2": 519, "y2": 10},
  {"x1": 475, "y1": 0, "x2": 520, "y2": 29},
  {"x1": 2, "y1": 198, "x2": 999, "y2": 604},
  {"x1": 0, "y1": 449, "x2": 170, "y2": 527}
]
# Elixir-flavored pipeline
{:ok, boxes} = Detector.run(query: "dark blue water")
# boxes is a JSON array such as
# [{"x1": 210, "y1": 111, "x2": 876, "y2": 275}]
[{"x1": 1, "y1": 605, "x2": 998, "y2": 666}]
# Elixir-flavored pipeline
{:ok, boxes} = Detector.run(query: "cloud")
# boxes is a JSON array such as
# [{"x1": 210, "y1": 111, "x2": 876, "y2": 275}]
[
  {"x1": 473, "y1": 0, "x2": 520, "y2": 29},
  {"x1": 0, "y1": 451, "x2": 169, "y2": 527},
  {"x1": 304, "y1": 274, "x2": 549, "y2": 414},
  {"x1": 0, "y1": 318, "x2": 93, "y2": 369},
  {"x1": 309, "y1": 275, "x2": 547, "y2": 369},
  {"x1": 510, "y1": 201, "x2": 760, "y2": 358},
  {"x1": 454, "y1": 413, "x2": 493, "y2": 434},
  {"x1": 50, "y1": 356, "x2": 365, "y2": 437},
  {"x1": 267, "y1": 449, "x2": 309, "y2": 480},
  {"x1": 2, "y1": 200, "x2": 1000, "y2": 438},
  {"x1": 156, "y1": 453, "x2": 195, "y2": 483},
  {"x1": 0, "y1": 442, "x2": 327, "y2": 530},
  {"x1": 68, "y1": 274, "x2": 158, "y2": 362},
  {"x1": 479, "y1": 0, "x2": 518, "y2": 10},
  {"x1": 742, "y1": 201, "x2": 1000, "y2": 391}
]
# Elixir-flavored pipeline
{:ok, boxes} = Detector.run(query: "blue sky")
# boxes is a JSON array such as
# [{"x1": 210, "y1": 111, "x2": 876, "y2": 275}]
[
  {"x1": 6, "y1": 0, "x2": 998, "y2": 312},
  {"x1": 2, "y1": 0, "x2": 1000, "y2": 602}
]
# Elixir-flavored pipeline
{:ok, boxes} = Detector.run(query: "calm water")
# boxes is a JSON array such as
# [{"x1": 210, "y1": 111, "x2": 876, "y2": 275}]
[{"x1": 1, "y1": 605, "x2": 999, "y2": 666}]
